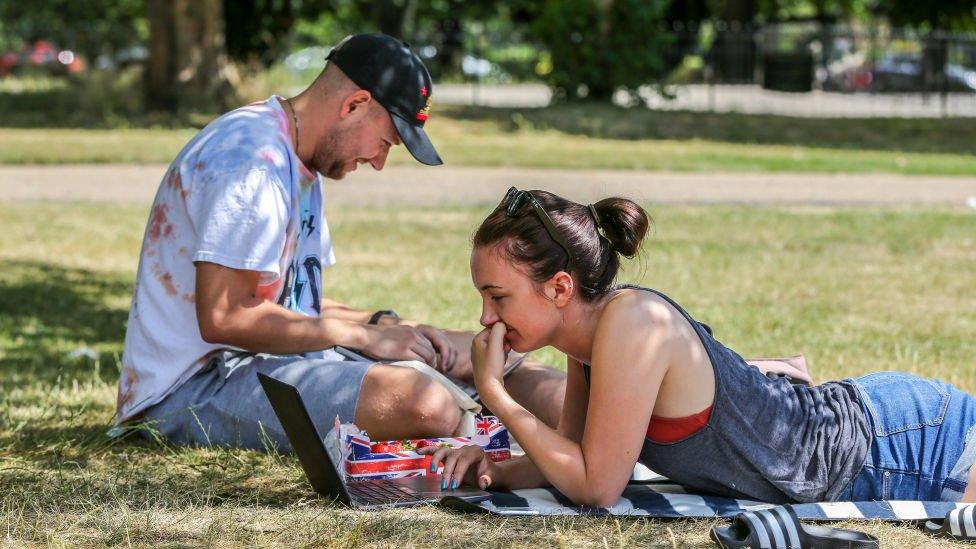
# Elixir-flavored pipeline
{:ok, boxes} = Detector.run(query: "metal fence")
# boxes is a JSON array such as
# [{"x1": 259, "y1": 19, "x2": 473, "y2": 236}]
[{"x1": 445, "y1": 22, "x2": 976, "y2": 118}]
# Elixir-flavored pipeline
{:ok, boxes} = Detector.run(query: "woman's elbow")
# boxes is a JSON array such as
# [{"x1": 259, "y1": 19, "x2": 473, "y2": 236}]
[{"x1": 573, "y1": 487, "x2": 622, "y2": 508}]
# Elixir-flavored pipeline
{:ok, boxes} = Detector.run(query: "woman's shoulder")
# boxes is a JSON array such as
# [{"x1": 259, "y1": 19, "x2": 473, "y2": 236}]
[{"x1": 602, "y1": 286, "x2": 679, "y2": 330}]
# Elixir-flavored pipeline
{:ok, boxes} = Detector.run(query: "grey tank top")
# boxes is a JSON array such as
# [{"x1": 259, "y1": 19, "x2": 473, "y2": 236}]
[{"x1": 587, "y1": 286, "x2": 871, "y2": 503}]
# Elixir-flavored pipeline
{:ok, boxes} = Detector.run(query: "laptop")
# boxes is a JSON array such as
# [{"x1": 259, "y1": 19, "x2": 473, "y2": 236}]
[{"x1": 257, "y1": 372, "x2": 492, "y2": 509}]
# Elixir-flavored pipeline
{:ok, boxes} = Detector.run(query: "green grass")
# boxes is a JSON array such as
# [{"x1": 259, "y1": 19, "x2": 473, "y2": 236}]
[
  {"x1": 2, "y1": 201, "x2": 975, "y2": 546},
  {"x1": 4, "y1": 118, "x2": 976, "y2": 175},
  {"x1": 1, "y1": 72, "x2": 975, "y2": 174}
]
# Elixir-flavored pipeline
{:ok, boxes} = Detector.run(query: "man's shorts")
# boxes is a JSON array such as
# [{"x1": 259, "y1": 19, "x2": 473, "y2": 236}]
[{"x1": 141, "y1": 349, "x2": 375, "y2": 451}]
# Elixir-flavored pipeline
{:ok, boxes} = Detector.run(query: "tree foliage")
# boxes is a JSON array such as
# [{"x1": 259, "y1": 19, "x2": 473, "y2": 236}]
[
  {"x1": 0, "y1": 0, "x2": 144, "y2": 61},
  {"x1": 527, "y1": 0, "x2": 675, "y2": 101},
  {"x1": 223, "y1": 0, "x2": 331, "y2": 67}
]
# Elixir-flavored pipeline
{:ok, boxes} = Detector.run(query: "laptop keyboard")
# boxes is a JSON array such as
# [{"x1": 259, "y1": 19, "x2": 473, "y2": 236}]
[{"x1": 347, "y1": 481, "x2": 427, "y2": 505}]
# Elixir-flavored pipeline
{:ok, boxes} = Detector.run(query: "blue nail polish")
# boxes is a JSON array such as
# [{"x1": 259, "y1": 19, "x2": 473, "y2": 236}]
[
  {"x1": 429, "y1": 462, "x2": 436, "y2": 473},
  {"x1": 451, "y1": 479, "x2": 458, "y2": 490},
  {"x1": 440, "y1": 480, "x2": 446, "y2": 490}
]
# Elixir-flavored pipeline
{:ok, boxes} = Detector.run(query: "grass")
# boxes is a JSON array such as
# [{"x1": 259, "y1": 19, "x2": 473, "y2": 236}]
[
  {"x1": 4, "y1": 116, "x2": 976, "y2": 175},
  {"x1": 2, "y1": 200, "x2": 976, "y2": 546},
  {"x1": 2, "y1": 75, "x2": 976, "y2": 174}
]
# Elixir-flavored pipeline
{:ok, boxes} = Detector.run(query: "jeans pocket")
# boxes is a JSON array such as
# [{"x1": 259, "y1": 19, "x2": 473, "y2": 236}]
[
  {"x1": 853, "y1": 372, "x2": 950, "y2": 436},
  {"x1": 845, "y1": 465, "x2": 926, "y2": 500}
]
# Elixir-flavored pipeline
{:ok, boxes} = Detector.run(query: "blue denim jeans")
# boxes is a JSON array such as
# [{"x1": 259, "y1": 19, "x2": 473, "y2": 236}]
[{"x1": 840, "y1": 372, "x2": 976, "y2": 501}]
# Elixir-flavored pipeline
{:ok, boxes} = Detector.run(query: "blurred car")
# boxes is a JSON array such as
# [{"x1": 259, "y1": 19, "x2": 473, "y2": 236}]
[
  {"x1": 0, "y1": 40, "x2": 85, "y2": 77},
  {"x1": 870, "y1": 54, "x2": 922, "y2": 92},
  {"x1": 871, "y1": 54, "x2": 976, "y2": 93},
  {"x1": 825, "y1": 53, "x2": 976, "y2": 93}
]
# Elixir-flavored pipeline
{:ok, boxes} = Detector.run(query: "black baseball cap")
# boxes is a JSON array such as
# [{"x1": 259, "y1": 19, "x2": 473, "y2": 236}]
[{"x1": 326, "y1": 33, "x2": 442, "y2": 166}]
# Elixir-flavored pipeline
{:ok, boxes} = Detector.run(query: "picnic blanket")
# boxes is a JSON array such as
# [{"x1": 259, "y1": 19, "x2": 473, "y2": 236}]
[{"x1": 443, "y1": 482, "x2": 966, "y2": 521}]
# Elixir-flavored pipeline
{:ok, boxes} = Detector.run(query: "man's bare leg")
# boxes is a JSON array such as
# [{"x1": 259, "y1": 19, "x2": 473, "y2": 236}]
[
  {"x1": 500, "y1": 361, "x2": 565, "y2": 428},
  {"x1": 440, "y1": 329, "x2": 565, "y2": 428},
  {"x1": 354, "y1": 364, "x2": 463, "y2": 440}
]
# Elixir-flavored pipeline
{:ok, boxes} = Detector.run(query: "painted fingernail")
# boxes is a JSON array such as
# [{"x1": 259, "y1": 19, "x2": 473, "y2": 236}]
[
  {"x1": 451, "y1": 479, "x2": 459, "y2": 490},
  {"x1": 440, "y1": 480, "x2": 446, "y2": 490}
]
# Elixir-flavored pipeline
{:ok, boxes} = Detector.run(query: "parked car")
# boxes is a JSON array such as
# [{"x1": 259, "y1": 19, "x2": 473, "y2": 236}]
[
  {"x1": 0, "y1": 40, "x2": 85, "y2": 77},
  {"x1": 871, "y1": 54, "x2": 976, "y2": 93},
  {"x1": 825, "y1": 53, "x2": 976, "y2": 93}
]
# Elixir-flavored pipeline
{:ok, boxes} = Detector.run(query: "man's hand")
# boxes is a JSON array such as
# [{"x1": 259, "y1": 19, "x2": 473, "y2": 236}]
[
  {"x1": 359, "y1": 324, "x2": 440, "y2": 364},
  {"x1": 416, "y1": 324, "x2": 459, "y2": 374}
]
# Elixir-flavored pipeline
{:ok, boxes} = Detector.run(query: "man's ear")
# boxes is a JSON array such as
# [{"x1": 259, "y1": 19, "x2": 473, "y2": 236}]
[
  {"x1": 339, "y1": 90, "x2": 373, "y2": 120},
  {"x1": 547, "y1": 271, "x2": 575, "y2": 307}
]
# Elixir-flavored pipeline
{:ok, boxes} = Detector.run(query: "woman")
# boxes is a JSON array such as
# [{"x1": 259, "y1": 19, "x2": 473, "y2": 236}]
[{"x1": 420, "y1": 187, "x2": 976, "y2": 506}]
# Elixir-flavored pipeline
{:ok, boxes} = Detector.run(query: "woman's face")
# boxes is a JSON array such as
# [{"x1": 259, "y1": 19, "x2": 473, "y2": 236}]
[{"x1": 470, "y1": 244, "x2": 561, "y2": 353}]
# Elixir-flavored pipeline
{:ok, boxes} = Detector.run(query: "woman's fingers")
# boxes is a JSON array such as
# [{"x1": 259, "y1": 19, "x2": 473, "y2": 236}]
[
  {"x1": 420, "y1": 445, "x2": 452, "y2": 471},
  {"x1": 474, "y1": 458, "x2": 494, "y2": 490},
  {"x1": 488, "y1": 321, "x2": 507, "y2": 349},
  {"x1": 440, "y1": 447, "x2": 466, "y2": 490},
  {"x1": 418, "y1": 446, "x2": 487, "y2": 491},
  {"x1": 445, "y1": 447, "x2": 489, "y2": 491}
]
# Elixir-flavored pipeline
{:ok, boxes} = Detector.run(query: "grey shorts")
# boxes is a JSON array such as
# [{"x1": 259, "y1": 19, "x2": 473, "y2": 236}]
[{"x1": 141, "y1": 349, "x2": 375, "y2": 451}]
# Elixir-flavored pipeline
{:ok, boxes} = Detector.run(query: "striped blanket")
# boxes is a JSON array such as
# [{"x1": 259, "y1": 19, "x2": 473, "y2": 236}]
[{"x1": 457, "y1": 483, "x2": 965, "y2": 521}]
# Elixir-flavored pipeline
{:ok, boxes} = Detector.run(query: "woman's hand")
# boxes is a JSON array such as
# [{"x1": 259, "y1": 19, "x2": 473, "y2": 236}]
[
  {"x1": 418, "y1": 444, "x2": 500, "y2": 491},
  {"x1": 470, "y1": 321, "x2": 509, "y2": 393}
]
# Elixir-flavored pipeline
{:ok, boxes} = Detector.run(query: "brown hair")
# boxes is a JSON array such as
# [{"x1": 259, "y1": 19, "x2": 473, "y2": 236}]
[{"x1": 473, "y1": 190, "x2": 650, "y2": 301}]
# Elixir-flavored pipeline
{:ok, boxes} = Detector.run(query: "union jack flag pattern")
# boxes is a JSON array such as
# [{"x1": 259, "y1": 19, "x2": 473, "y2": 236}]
[{"x1": 338, "y1": 414, "x2": 511, "y2": 482}]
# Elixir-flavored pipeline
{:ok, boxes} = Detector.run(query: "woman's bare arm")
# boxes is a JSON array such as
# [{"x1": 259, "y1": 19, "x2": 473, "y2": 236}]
[{"x1": 477, "y1": 292, "x2": 672, "y2": 507}]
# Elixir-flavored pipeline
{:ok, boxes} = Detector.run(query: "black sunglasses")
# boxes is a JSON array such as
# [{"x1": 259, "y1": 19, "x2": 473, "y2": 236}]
[{"x1": 499, "y1": 186, "x2": 573, "y2": 270}]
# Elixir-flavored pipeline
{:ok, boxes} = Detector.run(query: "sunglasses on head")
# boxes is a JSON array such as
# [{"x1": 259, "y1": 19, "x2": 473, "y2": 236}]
[{"x1": 499, "y1": 186, "x2": 573, "y2": 271}]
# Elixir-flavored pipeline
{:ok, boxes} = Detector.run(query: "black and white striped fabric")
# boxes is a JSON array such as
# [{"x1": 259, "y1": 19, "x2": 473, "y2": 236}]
[
  {"x1": 925, "y1": 504, "x2": 976, "y2": 539},
  {"x1": 729, "y1": 507, "x2": 803, "y2": 548},
  {"x1": 477, "y1": 482, "x2": 967, "y2": 521}
]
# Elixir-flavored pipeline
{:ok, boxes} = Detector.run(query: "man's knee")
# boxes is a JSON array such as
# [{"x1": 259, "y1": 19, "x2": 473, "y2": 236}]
[{"x1": 355, "y1": 365, "x2": 462, "y2": 439}]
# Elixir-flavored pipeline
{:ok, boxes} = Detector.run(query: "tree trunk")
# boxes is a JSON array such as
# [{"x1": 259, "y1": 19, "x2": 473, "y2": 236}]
[
  {"x1": 714, "y1": 0, "x2": 757, "y2": 83},
  {"x1": 371, "y1": 0, "x2": 414, "y2": 38},
  {"x1": 145, "y1": 0, "x2": 231, "y2": 113}
]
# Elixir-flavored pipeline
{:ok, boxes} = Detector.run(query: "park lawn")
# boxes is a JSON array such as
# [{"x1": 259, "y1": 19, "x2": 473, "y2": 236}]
[
  {"x1": 2, "y1": 201, "x2": 976, "y2": 546},
  {"x1": 2, "y1": 108, "x2": 976, "y2": 175}
]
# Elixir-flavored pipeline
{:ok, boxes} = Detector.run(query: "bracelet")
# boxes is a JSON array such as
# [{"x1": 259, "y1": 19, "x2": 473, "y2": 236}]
[{"x1": 368, "y1": 310, "x2": 399, "y2": 325}]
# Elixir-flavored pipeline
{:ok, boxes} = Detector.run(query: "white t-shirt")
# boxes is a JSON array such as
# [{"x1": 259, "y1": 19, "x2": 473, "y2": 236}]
[{"x1": 116, "y1": 96, "x2": 337, "y2": 423}]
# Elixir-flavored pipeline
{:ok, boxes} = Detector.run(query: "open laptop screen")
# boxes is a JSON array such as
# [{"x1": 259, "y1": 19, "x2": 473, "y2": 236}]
[{"x1": 257, "y1": 372, "x2": 350, "y2": 504}]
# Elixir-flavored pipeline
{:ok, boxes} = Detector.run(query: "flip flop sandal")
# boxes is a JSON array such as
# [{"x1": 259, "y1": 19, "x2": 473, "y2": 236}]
[
  {"x1": 711, "y1": 505, "x2": 879, "y2": 549},
  {"x1": 924, "y1": 504, "x2": 976, "y2": 541}
]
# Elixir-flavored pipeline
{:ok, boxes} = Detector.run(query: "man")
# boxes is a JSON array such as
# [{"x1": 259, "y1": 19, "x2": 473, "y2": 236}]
[{"x1": 116, "y1": 34, "x2": 565, "y2": 448}]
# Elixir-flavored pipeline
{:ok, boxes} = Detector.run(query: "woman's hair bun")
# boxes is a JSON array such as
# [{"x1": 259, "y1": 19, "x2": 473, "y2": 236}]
[{"x1": 592, "y1": 197, "x2": 649, "y2": 258}]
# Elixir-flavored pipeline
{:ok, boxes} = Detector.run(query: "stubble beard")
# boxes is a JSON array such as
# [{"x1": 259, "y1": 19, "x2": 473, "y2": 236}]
[{"x1": 312, "y1": 126, "x2": 349, "y2": 180}]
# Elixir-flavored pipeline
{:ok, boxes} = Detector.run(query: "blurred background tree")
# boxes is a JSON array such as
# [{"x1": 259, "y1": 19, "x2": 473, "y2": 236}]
[
  {"x1": 0, "y1": 0, "x2": 144, "y2": 64},
  {"x1": 520, "y1": 0, "x2": 675, "y2": 102},
  {"x1": 0, "y1": 0, "x2": 973, "y2": 116}
]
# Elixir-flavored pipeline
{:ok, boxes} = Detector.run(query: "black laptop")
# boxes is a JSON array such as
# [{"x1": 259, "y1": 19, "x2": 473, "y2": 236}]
[{"x1": 257, "y1": 373, "x2": 492, "y2": 509}]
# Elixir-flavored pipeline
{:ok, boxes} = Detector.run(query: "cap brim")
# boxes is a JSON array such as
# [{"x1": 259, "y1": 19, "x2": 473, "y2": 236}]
[{"x1": 391, "y1": 114, "x2": 442, "y2": 166}]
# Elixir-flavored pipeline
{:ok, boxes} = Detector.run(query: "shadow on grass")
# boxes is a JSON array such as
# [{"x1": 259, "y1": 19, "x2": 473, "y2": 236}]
[
  {"x1": 0, "y1": 261, "x2": 325, "y2": 509},
  {"x1": 0, "y1": 260, "x2": 131, "y2": 385},
  {"x1": 443, "y1": 104, "x2": 976, "y2": 156}
]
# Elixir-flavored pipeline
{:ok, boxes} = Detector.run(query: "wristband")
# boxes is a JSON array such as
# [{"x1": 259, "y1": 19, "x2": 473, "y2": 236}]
[{"x1": 368, "y1": 310, "x2": 399, "y2": 325}]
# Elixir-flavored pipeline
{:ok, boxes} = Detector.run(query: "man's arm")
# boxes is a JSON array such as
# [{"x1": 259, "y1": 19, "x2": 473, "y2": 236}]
[
  {"x1": 320, "y1": 298, "x2": 397, "y2": 325},
  {"x1": 194, "y1": 262, "x2": 438, "y2": 362},
  {"x1": 319, "y1": 298, "x2": 462, "y2": 372}
]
